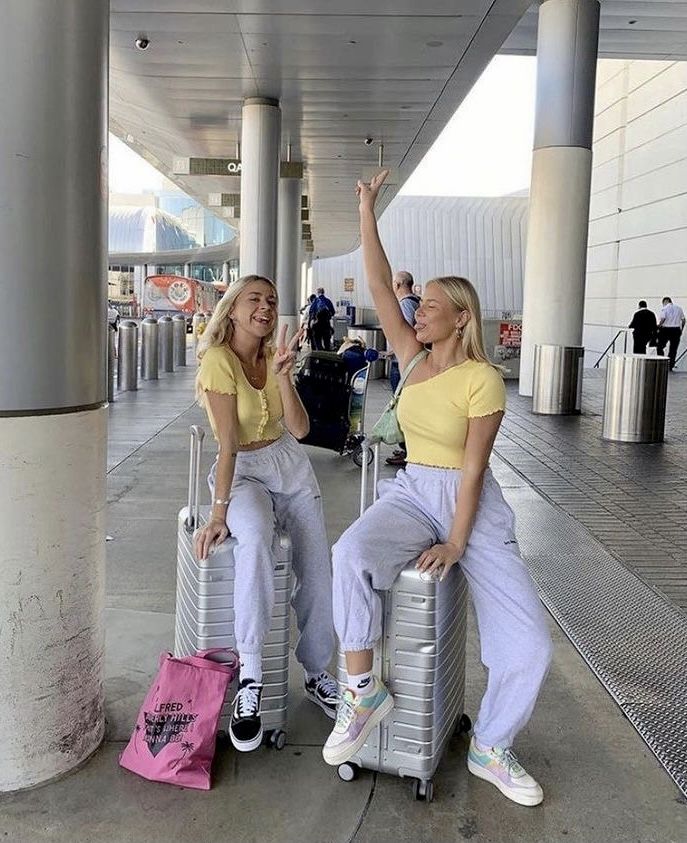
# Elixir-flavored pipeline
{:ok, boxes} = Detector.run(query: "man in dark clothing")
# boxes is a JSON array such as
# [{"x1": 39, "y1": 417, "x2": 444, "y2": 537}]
[
  {"x1": 628, "y1": 300, "x2": 657, "y2": 354},
  {"x1": 309, "y1": 287, "x2": 335, "y2": 351}
]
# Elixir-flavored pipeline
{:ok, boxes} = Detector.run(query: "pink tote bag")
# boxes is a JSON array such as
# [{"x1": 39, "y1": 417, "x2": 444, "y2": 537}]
[{"x1": 119, "y1": 648, "x2": 239, "y2": 790}]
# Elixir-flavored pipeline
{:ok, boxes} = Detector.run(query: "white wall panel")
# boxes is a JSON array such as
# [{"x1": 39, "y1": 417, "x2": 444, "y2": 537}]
[
  {"x1": 312, "y1": 195, "x2": 528, "y2": 316},
  {"x1": 628, "y1": 60, "x2": 671, "y2": 92},
  {"x1": 624, "y1": 122, "x2": 687, "y2": 180},
  {"x1": 627, "y1": 62, "x2": 687, "y2": 122},
  {"x1": 619, "y1": 193, "x2": 687, "y2": 240},
  {"x1": 623, "y1": 158, "x2": 687, "y2": 211},
  {"x1": 585, "y1": 59, "x2": 687, "y2": 368}
]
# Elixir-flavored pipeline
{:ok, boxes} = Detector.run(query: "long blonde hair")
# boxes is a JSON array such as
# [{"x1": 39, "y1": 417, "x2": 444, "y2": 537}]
[
  {"x1": 428, "y1": 276, "x2": 501, "y2": 370},
  {"x1": 195, "y1": 274, "x2": 278, "y2": 405}
]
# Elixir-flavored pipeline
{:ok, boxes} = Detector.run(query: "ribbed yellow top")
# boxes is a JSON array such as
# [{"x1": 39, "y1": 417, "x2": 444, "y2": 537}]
[
  {"x1": 197, "y1": 345, "x2": 284, "y2": 445},
  {"x1": 397, "y1": 360, "x2": 505, "y2": 469}
]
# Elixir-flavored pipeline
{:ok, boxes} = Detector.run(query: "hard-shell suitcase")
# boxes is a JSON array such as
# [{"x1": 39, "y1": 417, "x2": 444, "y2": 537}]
[
  {"x1": 174, "y1": 425, "x2": 293, "y2": 750},
  {"x1": 336, "y1": 442, "x2": 472, "y2": 801}
]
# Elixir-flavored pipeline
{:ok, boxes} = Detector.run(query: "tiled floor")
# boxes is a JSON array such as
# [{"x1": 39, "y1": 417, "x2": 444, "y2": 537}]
[{"x1": 495, "y1": 370, "x2": 687, "y2": 609}]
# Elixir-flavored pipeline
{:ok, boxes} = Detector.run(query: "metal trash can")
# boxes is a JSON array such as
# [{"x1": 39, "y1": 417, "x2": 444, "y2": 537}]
[
  {"x1": 172, "y1": 315, "x2": 187, "y2": 368},
  {"x1": 117, "y1": 321, "x2": 139, "y2": 392},
  {"x1": 141, "y1": 317, "x2": 159, "y2": 380},
  {"x1": 158, "y1": 315, "x2": 174, "y2": 373},
  {"x1": 602, "y1": 354, "x2": 669, "y2": 443},
  {"x1": 348, "y1": 326, "x2": 386, "y2": 379},
  {"x1": 107, "y1": 325, "x2": 116, "y2": 402},
  {"x1": 532, "y1": 344, "x2": 584, "y2": 415}
]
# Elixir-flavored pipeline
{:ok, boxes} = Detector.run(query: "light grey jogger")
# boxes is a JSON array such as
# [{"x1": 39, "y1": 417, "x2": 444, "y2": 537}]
[
  {"x1": 332, "y1": 464, "x2": 553, "y2": 749},
  {"x1": 209, "y1": 432, "x2": 335, "y2": 675}
]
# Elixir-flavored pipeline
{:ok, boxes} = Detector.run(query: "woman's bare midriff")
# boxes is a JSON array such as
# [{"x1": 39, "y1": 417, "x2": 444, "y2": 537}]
[{"x1": 238, "y1": 437, "x2": 280, "y2": 452}]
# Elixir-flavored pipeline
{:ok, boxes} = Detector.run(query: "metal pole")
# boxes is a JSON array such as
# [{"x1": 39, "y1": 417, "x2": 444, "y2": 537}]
[
  {"x1": 240, "y1": 97, "x2": 281, "y2": 277},
  {"x1": 0, "y1": 0, "x2": 108, "y2": 792},
  {"x1": 519, "y1": 0, "x2": 600, "y2": 395},
  {"x1": 158, "y1": 315, "x2": 174, "y2": 373},
  {"x1": 117, "y1": 321, "x2": 139, "y2": 392},
  {"x1": 107, "y1": 325, "x2": 116, "y2": 402},
  {"x1": 140, "y1": 317, "x2": 159, "y2": 380},
  {"x1": 173, "y1": 314, "x2": 187, "y2": 367}
]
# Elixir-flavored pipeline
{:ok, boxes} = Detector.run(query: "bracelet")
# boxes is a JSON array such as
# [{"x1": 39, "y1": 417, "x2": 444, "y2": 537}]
[{"x1": 213, "y1": 498, "x2": 230, "y2": 506}]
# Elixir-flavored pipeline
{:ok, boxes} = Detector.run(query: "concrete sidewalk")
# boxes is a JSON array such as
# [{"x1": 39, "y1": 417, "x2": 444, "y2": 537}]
[{"x1": 1, "y1": 369, "x2": 685, "y2": 843}]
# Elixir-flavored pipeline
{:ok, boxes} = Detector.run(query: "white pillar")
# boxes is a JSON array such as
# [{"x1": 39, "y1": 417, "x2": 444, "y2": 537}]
[
  {"x1": 277, "y1": 168, "x2": 302, "y2": 335},
  {"x1": 184, "y1": 262, "x2": 191, "y2": 277},
  {"x1": 0, "y1": 0, "x2": 108, "y2": 791},
  {"x1": 222, "y1": 260, "x2": 230, "y2": 285},
  {"x1": 240, "y1": 97, "x2": 281, "y2": 279},
  {"x1": 519, "y1": 0, "x2": 600, "y2": 396}
]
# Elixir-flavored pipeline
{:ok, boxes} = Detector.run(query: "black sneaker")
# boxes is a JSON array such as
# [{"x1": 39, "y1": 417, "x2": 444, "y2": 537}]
[
  {"x1": 229, "y1": 679, "x2": 263, "y2": 752},
  {"x1": 304, "y1": 671, "x2": 339, "y2": 720}
]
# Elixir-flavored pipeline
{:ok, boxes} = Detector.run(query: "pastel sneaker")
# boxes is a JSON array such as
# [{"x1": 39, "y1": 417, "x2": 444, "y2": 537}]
[
  {"x1": 322, "y1": 678, "x2": 394, "y2": 766},
  {"x1": 467, "y1": 737, "x2": 544, "y2": 806}
]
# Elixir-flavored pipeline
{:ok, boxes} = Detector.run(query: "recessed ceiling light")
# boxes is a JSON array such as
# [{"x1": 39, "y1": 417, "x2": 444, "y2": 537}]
[{"x1": 426, "y1": 40, "x2": 443, "y2": 47}]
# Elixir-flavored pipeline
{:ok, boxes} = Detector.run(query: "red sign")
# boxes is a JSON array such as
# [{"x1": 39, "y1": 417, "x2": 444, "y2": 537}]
[{"x1": 499, "y1": 322, "x2": 522, "y2": 348}]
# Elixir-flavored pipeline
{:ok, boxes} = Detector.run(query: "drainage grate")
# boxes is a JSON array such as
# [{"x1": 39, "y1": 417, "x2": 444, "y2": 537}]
[{"x1": 506, "y1": 483, "x2": 687, "y2": 797}]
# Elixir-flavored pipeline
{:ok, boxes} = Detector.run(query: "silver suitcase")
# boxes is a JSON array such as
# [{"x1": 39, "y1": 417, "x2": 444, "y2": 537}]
[
  {"x1": 336, "y1": 442, "x2": 471, "y2": 801},
  {"x1": 174, "y1": 425, "x2": 292, "y2": 750}
]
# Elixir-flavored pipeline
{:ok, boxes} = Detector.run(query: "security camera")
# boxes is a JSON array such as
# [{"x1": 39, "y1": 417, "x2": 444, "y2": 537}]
[
  {"x1": 135, "y1": 36, "x2": 150, "y2": 51},
  {"x1": 363, "y1": 137, "x2": 374, "y2": 145}
]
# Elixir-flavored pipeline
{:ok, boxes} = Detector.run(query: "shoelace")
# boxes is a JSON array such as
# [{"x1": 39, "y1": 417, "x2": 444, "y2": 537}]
[
  {"x1": 494, "y1": 747, "x2": 524, "y2": 778},
  {"x1": 315, "y1": 672, "x2": 339, "y2": 700},
  {"x1": 235, "y1": 684, "x2": 260, "y2": 718},
  {"x1": 334, "y1": 693, "x2": 356, "y2": 731}
]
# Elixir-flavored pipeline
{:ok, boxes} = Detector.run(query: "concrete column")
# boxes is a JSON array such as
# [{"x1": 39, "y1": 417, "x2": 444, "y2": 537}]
[
  {"x1": 277, "y1": 168, "x2": 302, "y2": 334},
  {"x1": 222, "y1": 261, "x2": 230, "y2": 285},
  {"x1": 0, "y1": 0, "x2": 108, "y2": 791},
  {"x1": 184, "y1": 262, "x2": 191, "y2": 277},
  {"x1": 240, "y1": 97, "x2": 281, "y2": 279},
  {"x1": 519, "y1": 0, "x2": 600, "y2": 396}
]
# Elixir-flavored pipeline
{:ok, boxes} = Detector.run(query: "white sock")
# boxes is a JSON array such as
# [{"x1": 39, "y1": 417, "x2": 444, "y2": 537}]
[
  {"x1": 239, "y1": 652, "x2": 262, "y2": 685},
  {"x1": 347, "y1": 670, "x2": 375, "y2": 696}
]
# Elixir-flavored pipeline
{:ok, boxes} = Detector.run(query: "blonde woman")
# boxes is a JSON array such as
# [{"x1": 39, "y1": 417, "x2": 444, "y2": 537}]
[
  {"x1": 194, "y1": 275, "x2": 337, "y2": 753},
  {"x1": 322, "y1": 174, "x2": 553, "y2": 808}
]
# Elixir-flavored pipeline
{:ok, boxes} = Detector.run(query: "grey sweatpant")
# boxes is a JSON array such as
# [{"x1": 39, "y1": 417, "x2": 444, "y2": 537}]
[
  {"x1": 332, "y1": 464, "x2": 553, "y2": 749},
  {"x1": 209, "y1": 432, "x2": 335, "y2": 676}
]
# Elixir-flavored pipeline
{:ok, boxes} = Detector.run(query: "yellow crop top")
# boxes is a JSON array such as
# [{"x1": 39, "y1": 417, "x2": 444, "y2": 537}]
[
  {"x1": 397, "y1": 359, "x2": 506, "y2": 469},
  {"x1": 197, "y1": 345, "x2": 284, "y2": 445}
]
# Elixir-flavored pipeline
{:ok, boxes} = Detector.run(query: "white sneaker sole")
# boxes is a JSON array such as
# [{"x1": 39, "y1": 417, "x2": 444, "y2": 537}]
[
  {"x1": 229, "y1": 723, "x2": 264, "y2": 753},
  {"x1": 322, "y1": 694, "x2": 394, "y2": 766},
  {"x1": 467, "y1": 756, "x2": 543, "y2": 807},
  {"x1": 305, "y1": 690, "x2": 337, "y2": 720}
]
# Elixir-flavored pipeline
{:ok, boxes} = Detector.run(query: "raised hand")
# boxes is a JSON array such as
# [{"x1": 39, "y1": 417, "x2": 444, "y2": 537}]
[
  {"x1": 273, "y1": 323, "x2": 304, "y2": 377},
  {"x1": 356, "y1": 169, "x2": 389, "y2": 212}
]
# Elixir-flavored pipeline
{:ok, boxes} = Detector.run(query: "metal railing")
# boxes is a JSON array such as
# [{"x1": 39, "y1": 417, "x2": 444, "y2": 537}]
[
  {"x1": 675, "y1": 347, "x2": 687, "y2": 369},
  {"x1": 593, "y1": 329, "x2": 631, "y2": 368}
]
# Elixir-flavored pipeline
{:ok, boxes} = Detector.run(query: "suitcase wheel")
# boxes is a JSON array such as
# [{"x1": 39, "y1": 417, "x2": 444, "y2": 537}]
[
  {"x1": 337, "y1": 763, "x2": 358, "y2": 783},
  {"x1": 266, "y1": 729, "x2": 287, "y2": 751},
  {"x1": 456, "y1": 713, "x2": 472, "y2": 736},
  {"x1": 413, "y1": 778, "x2": 434, "y2": 803},
  {"x1": 351, "y1": 443, "x2": 373, "y2": 468}
]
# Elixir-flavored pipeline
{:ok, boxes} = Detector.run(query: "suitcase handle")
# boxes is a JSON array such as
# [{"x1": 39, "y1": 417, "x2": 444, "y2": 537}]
[
  {"x1": 359, "y1": 439, "x2": 381, "y2": 516},
  {"x1": 185, "y1": 424, "x2": 205, "y2": 531}
]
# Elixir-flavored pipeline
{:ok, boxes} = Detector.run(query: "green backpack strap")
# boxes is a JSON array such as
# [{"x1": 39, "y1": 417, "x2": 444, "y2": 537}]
[{"x1": 394, "y1": 349, "x2": 429, "y2": 398}]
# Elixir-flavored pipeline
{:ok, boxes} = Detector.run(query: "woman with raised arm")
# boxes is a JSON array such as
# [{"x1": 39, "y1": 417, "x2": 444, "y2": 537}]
[
  {"x1": 194, "y1": 275, "x2": 337, "y2": 753},
  {"x1": 322, "y1": 173, "x2": 553, "y2": 808}
]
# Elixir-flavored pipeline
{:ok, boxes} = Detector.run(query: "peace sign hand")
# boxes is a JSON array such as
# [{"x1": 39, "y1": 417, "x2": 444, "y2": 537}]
[
  {"x1": 273, "y1": 324, "x2": 304, "y2": 377},
  {"x1": 356, "y1": 169, "x2": 389, "y2": 212}
]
